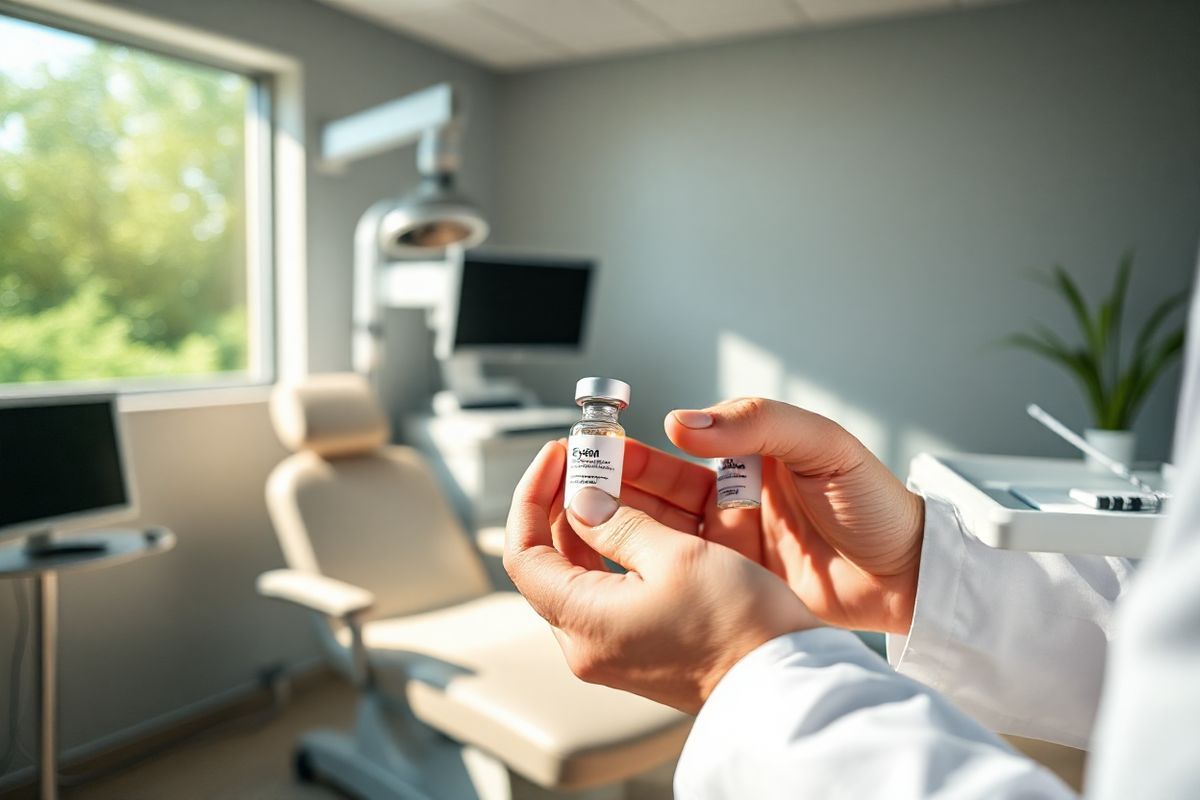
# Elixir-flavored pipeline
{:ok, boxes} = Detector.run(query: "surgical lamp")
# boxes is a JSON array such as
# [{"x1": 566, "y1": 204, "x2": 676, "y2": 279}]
[{"x1": 320, "y1": 83, "x2": 488, "y2": 374}]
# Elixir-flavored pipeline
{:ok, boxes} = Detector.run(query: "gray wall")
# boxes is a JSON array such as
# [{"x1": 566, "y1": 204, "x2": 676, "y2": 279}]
[
  {"x1": 490, "y1": 0, "x2": 1200, "y2": 472},
  {"x1": 0, "y1": 0, "x2": 497, "y2": 783}
]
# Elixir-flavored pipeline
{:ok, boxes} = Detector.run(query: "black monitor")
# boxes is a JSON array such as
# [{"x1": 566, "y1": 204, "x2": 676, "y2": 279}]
[
  {"x1": 0, "y1": 395, "x2": 134, "y2": 545},
  {"x1": 437, "y1": 253, "x2": 594, "y2": 358}
]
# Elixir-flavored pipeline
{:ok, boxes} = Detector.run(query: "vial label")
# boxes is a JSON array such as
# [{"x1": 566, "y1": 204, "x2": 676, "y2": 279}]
[
  {"x1": 715, "y1": 455, "x2": 762, "y2": 509},
  {"x1": 565, "y1": 434, "x2": 625, "y2": 507}
]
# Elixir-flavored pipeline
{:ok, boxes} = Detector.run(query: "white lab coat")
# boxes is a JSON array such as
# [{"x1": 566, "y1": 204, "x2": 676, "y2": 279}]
[{"x1": 675, "y1": 270, "x2": 1200, "y2": 799}]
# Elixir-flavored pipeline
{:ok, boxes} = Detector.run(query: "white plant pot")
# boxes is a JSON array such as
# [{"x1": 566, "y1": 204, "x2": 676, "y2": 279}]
[{"x1": 1084, "y1": 429, "x2": 1136, "y2": 473}]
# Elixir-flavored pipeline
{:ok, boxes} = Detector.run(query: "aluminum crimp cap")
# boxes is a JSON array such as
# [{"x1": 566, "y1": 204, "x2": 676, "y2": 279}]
[{"x1": 575, "y1": 377, "x2": 630, "y2": 408}]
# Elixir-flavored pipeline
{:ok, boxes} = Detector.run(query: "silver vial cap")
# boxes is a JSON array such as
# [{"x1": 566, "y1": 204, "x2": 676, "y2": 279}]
[{"x1": 575, "y1": 377, "x2": 630, "y2": 408}]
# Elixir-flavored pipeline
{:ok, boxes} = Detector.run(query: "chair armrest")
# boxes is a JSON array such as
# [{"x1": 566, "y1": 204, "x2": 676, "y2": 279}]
[
  {"x1": 475, "y1": 526, "x2": 506, "y2": 558},
  {"x1": 257, "y1": 569, "x2": 375, "y2": 619}
]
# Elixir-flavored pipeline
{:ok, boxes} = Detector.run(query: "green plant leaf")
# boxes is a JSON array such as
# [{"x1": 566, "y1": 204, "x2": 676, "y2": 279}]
[
  {"x1": 1126, "y1": 327, "x2": 1186, "y2": 426},
  {"x1": 1097, "y1": 250, "x2": 1133, "y2": 389},
  {"x1": 1030, "y1": 323, "x2": 1072, "y2": 354},
  {"x1": 1134, "y1": 290, "x2": 1189, "y2": 363},
  {"x1": 1110, "y1": 361, "x2": 1143, "y2": 430},
  {"x1": 1002, "y1": 332, "x2": 1106, "y2": 422},
  {"x1": 1013, "y1": 260, "x2": 1189, "y2": 429},
  {"x1": 1048, "y1": 265, "x2": 1103, "y2": 366}
]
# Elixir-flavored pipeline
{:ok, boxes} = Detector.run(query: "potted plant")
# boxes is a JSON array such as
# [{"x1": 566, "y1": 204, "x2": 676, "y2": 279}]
[{"x1": 1004, "y1": 251, "x2": 1188, "y2": 469}]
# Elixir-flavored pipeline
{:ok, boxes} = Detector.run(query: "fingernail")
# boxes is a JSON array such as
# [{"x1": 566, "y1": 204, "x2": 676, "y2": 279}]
[
  {"x1": 569, "y1": 488, "x2": 619, "y2": 526},
  {"x1": 672, "y1": 410, "x2": 714, "y2": 429}
]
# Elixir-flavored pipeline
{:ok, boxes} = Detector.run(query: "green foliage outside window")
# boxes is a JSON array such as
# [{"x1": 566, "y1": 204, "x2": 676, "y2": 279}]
[{"x1": 0, "y1": 16, "x2": 254, "y2": 386}]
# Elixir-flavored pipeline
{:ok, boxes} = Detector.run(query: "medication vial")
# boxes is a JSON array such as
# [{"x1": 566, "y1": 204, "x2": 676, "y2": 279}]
[
  {"x1": 715, "y1": 455, "x2": 762, "y2": 509},
  {"x1": 564, "y1": 377, "x2": 630, "y2": 507}
]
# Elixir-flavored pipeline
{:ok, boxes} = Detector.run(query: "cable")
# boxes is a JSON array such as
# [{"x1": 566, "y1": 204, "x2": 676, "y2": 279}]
[{"x1": 1, "y1": 577, "x2": 30, "y2": 774}]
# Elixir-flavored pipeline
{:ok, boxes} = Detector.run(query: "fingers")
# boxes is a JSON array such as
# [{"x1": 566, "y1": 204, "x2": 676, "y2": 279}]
[
  {"x1": 620, "y1": 485, "x2": 701, "y2": 534},
  {"x1": 506, "y1": 441, "x2": 566, "y2": 555},
  {"x1": 567, "y1": 488, "x2": 691, "y2": 574},
  {"x1": 505, "y1": 443, "x2": 593, "y2": 625},
  {"x1": 622, "y1": 439, "x2": 714, "y2": 515},
  {"x1": 705, "y1": 504, "x2": 764, "y2": 554},
  {"x1": 664, "y1": 397, "x2": 863, "y2": 477}
]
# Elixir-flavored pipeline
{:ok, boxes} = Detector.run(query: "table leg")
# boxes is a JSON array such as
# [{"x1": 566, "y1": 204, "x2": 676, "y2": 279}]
[{"x1": 34, "y1": 572, "x2": 58, "y2": 800}]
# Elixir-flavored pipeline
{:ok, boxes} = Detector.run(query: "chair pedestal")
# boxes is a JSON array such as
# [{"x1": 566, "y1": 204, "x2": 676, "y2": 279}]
[{"x1": 296, "y1": 691, "x2": 628, "y2": 800}]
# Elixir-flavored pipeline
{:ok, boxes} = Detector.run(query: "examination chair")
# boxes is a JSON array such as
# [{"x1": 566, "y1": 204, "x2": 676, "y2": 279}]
[{"x1": 257, "y1": 374, "x2": 689, "y2": 800}]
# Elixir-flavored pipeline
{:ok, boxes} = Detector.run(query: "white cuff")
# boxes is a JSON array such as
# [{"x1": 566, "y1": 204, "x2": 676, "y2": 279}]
[
  {"x1": 885, "y1": 494, "x2": 968, "y2": 683},
  {"x1": 883, "y1": 492, "x2": 1122, "y2": 748}
]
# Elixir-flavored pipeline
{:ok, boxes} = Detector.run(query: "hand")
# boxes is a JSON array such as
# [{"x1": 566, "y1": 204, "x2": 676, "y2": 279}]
[
  {"x1": 504, "y1": 442, "x2": 817, "y2": 714},
  {"x1": 661, "y1": 398, "x2": 926, "y2": 635}
]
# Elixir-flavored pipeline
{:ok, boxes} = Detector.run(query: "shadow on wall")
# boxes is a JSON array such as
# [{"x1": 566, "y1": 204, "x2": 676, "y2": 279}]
[{"x1": 717, "y1": 331, "x2": 956, "y2": 471}]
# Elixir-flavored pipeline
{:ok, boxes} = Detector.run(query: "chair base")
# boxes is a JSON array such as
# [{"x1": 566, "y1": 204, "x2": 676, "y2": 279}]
[{"x1": 295, "y1": 691, "x2": 628, "y2": 800}]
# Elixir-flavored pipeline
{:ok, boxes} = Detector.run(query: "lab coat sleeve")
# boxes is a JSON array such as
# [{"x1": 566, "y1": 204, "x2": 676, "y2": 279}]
[
  {"x1": 885, "y1": 496, "x2": 1134, "y2": 748},
  {"x1": 1086, "y1": 414, "x2": 1200, "y2": 798},
  {"x1": 674, "y1": 627, "x2": 1073, "y2": 799}
]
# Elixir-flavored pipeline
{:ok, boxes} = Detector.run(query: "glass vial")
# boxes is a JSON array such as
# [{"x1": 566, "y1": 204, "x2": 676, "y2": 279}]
[
  {"x1": 564, "y1": 377, "x2": 630, "y2": 508},
  {"x1": 714, "y1": 455, "x2": 762, "y2": 509}
]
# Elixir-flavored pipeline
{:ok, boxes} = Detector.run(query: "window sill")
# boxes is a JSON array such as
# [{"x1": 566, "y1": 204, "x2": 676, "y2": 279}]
[{"x1": 118, "y1": 383, "x2": 274, "y2": 413}]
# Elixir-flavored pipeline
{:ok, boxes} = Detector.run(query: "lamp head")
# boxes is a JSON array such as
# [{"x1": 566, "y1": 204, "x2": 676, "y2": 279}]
[{"x1": 378, "y1": 173, "x2": 488, "y2": 259}]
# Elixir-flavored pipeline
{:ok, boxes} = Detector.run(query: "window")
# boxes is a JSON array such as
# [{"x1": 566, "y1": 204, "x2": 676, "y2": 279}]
[{"x1": 0, "y1": 8, "x2": 275, "y2": 391}]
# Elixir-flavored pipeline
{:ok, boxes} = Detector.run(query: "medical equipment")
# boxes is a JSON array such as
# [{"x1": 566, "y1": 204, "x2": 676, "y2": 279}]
[
  {"x1": 318, "y1": 83, "x2": 489, "y2": 377},
  {"x1": 1068, "y1": 488, "x2": 1163, "y2": 512},
  {"x1": 714, "y1": 456, "x2": 763, "y2": 509},
  {"x1": 909, "y1": 452, "x2": 1166, "y2": 557},
  {"x1": 1026, "y1": 403, "x2": 1164, "y2": 497},
  {"x1": 431, "y1": 252, "x2": 596, "y2": 413},
  {"x1": 565, "y1": 377, "x2": 629, "y2": 507},
  {"x1": 436, "y1": 252, "x2": 593, "y2": 360}
]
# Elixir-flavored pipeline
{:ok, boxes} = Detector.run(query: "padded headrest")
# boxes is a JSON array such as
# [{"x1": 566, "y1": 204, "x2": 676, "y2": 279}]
[{"x1": 270, "y1": 373, "x2": 390, "y2": 458}]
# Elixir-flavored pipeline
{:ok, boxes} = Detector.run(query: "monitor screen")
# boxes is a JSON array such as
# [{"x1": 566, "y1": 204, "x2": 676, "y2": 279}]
[
  {"x1": 451, "y1": 255, "x2": 593, "y2": 351},
  {"x1": 0, "y1": 397, "x2": 129, "y2": 532}
]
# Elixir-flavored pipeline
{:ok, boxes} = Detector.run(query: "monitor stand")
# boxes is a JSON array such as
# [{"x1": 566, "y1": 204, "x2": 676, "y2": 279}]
[
  {"x1": 24, "y1": 530, "x2": 110, "y2": 558},
  {"x1": 434, "y1": 353, "x2": 536, "y2": 414}
]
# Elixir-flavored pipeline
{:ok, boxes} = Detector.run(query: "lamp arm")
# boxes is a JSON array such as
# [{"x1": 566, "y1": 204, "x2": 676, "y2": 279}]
[
  {"x1": 353, "y1": 199, "x2": 395, "y2": 377},
  {"x1": 320, "y1": 83, "x2": 458, "y2": 172}
]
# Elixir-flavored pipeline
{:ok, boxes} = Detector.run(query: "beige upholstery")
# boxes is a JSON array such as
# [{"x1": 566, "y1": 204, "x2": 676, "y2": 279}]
[
  {"x1": 270, "y1": 373, "x2": 390, "y2": 458},
  {"x1": 264, "y1": 374, "x2": 689, "y2": 793},
  {"x1": 343, "y1": 593, "x2": 689, "y2": 790},
  {"x1": 267, "y1": 448, "x2": 491, "y2": 621}
]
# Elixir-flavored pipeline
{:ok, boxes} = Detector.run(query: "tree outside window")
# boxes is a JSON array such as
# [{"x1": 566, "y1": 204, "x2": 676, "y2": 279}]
[{"x1": 0, "y1": 13, "x2": 261, "y2": 388}]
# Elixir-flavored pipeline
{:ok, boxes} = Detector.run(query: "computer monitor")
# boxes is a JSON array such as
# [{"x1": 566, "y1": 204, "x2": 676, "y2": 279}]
[
  {"x1": 436, "y1": 252, "x2": 594, "y2": 359},
  {"x1": 0, "y1": 394, "x2": 135, "y2": 550}
]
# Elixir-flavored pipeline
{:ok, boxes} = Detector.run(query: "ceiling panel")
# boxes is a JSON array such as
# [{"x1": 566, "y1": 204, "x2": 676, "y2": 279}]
[
  {"x1": 318, "y1": 0, "x2": 1035, "y2": 71},
  {"x1": 473, "y1": 0, "x2": 674, "y2": 55},
  {"x1": 323, "y1": 0, "x2": 567, "y2": 68},
  {"x1": 797, "y1": 0, "x2": 956, "y2": 25},
  {"x1": 633, "y1": 0, "x2": 808, "y2": 41}
]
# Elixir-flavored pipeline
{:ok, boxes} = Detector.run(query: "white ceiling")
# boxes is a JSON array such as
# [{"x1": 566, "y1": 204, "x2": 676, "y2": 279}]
[{"x1": 318, "y1": 0, "x2": 1025, "y2": 71}]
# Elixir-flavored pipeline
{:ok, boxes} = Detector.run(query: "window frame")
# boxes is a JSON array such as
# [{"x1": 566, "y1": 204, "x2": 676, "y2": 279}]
[{"x1": 0, "y1": 0, "x2": 307, "y2": 404}]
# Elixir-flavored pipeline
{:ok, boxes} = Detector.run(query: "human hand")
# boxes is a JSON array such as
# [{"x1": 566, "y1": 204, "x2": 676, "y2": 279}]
[
  {"x1": 504, "y1": 441, "x2": 817, "y2": 714},
  {"x1": 659, "y1": 399, "x2": 925, "y2": 635}
]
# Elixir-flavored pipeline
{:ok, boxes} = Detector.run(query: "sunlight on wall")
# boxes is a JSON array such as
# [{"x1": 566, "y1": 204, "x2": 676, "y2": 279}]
[{"x1": 717, "y1": 331, "x2": 956, "y2": 473}]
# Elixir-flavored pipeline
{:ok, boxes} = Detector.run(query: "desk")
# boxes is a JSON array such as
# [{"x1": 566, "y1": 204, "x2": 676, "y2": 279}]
[
  {"x1": 404, "y1": 408, "x2": 576, "y2": 527},
  {"x1": 909, "y1": 454, "x2": 1164, "y2": 557},
  {"x1": 0, "y1": 528, "x2": 176, "y2": 800}
]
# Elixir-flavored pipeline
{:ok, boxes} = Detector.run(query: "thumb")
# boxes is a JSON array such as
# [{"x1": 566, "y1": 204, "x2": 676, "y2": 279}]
[
  {"x1": 567, "y1": 487, "x2": 687, "y2": 573},
  {"x1": 665, "y1": 397, "x2": 864, "y2": 476}
]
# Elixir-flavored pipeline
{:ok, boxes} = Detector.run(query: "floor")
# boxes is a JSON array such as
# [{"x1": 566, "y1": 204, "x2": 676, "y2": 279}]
[
  {"x1": 68, "y1": 678, "x2": 358, "y2": 800},
  {"x1": 64, "y1": 676, "x2": 675, "y2": 800},
  {"x1": 44, "y1": 675, "x2": 1081, "y2": 799}
]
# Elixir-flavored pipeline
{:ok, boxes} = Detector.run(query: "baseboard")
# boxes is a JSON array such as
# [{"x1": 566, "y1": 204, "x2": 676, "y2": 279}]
[{"x1": 0, "y1": 656, "x2": 329, "y2": 798}]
